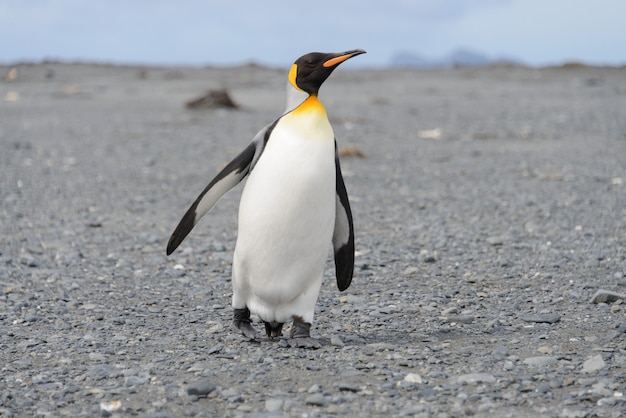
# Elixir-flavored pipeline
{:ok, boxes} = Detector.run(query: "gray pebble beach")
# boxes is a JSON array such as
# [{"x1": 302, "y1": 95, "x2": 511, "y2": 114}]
[{"x1": 1, "y1": 62, "x2": 626, "y2": 417}]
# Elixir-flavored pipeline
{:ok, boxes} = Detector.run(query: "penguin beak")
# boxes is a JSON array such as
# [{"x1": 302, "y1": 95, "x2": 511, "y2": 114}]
[{"x1": 323, "y1": 49, "x2": 367, "y2": 68}]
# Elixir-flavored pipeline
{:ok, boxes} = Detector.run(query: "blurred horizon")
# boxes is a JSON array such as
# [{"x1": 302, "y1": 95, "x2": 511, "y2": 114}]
[{"x1": 1, "y1": 0, "x2": 624, "y2": 68}]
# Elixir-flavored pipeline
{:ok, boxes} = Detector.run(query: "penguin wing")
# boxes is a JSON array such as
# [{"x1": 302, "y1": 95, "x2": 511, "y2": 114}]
[
  {"x1": 332, "y1": 142, "x2": 355, "y2": 291},
  {"x1": 166, "y1": 123, "x2": 275, "y2": 255}
]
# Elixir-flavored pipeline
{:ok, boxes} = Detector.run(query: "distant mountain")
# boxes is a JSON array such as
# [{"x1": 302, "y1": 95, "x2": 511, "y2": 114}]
[
  {"x1": 390, "y1": 48, "x2": 522, "y2": 68},
  {"x1": 447, "y1": 48, "x2": 491, "y2": 67}
]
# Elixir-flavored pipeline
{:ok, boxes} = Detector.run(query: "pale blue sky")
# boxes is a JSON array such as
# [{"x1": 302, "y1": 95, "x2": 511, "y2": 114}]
[{"x1": 1, "y1": 0, "x2": 624, "y2": 67}]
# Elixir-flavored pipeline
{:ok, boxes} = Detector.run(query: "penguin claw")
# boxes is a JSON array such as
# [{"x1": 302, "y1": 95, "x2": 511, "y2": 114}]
[
  {"x1": 288, "y1": 317, "x2": 320, "y2": 348},
  {"x1": 232, "y1": 307, "x2": 258, "y2": 340},
  {"x1": 264, "y1": 321, "x2": 284, "y2": 339},
  {"x1": 233, "y1": 321, "x2": 258, "y2": 340}
]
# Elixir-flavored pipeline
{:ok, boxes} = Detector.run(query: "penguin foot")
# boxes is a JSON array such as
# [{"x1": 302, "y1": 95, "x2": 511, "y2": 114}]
[
  {"x1": 232, "y1": 307, "x2": 258, "y2": 340},
  {"x1": 264, "y1": 321, "x2": 284, "y2": 339},
  {"x1": 288, "y1": 317, "x2": 321, "y2": 349}
]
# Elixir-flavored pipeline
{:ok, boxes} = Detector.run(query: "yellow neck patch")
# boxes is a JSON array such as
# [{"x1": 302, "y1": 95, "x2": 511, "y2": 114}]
[
  {"x1": 284, "y1": 95, "x2": 332, "y2": 140},
  {"x1": 292, "y1": 95, "x2": 326, "y2": 116},
  {"x1": 288, "y1": 64, "x2": 303, "y2": 91}
]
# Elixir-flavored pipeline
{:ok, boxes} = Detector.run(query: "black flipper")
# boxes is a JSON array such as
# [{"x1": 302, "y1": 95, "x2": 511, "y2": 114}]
[
  {"x1": 166, "y1": 122, "x2": 276, "y2": 255},
  {"x1": 332, "y1": 141, "x2": 355, "y2": 291}
]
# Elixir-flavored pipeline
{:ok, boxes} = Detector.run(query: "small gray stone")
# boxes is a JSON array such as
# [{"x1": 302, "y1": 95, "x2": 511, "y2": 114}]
[
  {"x1": 444, "y1": 315, "x2": 474, "y2": 324},
  {"x1": 561, "y1": 409, "x2": 588, "y2": 418},
  {"x1": 85, "y1": 364, "x2": 118, "y2": 380},
  {"x1": 478, "y1": 401, "x2": 496, "y2": 412},
  {"x1": 486, "y1": 236, "x2": 505, "y2": 246},
  {"x1": 458, "y1": 347, "x2": 472, "y2": 356},
  {"x1": 403, "y1": 266, "x2": 419, "y2": 276},
  {"x1": 207, "y1": 343, "x2": 224, "y2": 355},
  {"x1": 186, "y1": 380, "x2": 216, "y2": 397},
  {"x1": 491, "y1": 346, "x2": 508, "y2": 359},
  {"x1": 125, "y1": 375, "x2": 149, "y2": 386},
  {"x1": 24, "y1": 313, "x2": 41, "y2": 322},
  {"x1": 265, "y1": 398, "x2": 283, "y2": 412},
  {"x1": 536, "y1": 382, "x2": 551, "y2": 394},
  {"x1": 403, "y1": 373, "x2": 423, "y2": 384},
  {"x1": 441, "y1": 307, "x2": 458, "y2": 316},
  {"x1": 523, "y1": 356, "x2": 558, "y2": 367},
  {"x1": 165, "y1": 268, "x2": 186, "y2": 278},
  {"x1": 307, "y1": 384, "x2": 321, "y2": 393},
  {"x1": 305, "y1": 393, "x2": 326, "y2": 406},
  {"x1": 520, "y1": 314, "x2": 561, "y2": 324},
  {"x1": 88, "y1": 352, "x2": 106, "y2": 361},
  {"x1": 455, "y1": 373, "x2": 496, "y2": 384},
  {"x1": 590, "y1": 289, "x2": 626, "y2": 304},
  {"x1": 581, "y1": 354, "x2": 606, "y2": 373},
  {"x1": 337, "y1": 383, "x2": 361, "y2": 392},
  {"x1": 330, "y1": 335, "x2": 345, "y2": 347},
  {"x1": 597, "y1": 397, "x2": 620, "y2": 407}
]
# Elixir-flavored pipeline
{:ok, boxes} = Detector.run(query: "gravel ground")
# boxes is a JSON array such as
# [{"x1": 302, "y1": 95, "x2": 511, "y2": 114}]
[{"x1": 1, "y1": 62, "x2": 626, "y2": 417}]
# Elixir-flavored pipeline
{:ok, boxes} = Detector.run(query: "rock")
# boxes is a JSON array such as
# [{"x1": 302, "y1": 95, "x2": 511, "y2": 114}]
[
  {"x1": 536, "y1": 382, "x2": 551, "y2": 394},
  {"x1": 561, "y1": 409, "x2": 588, "y2": 418},
  {"x1": 523, "y1": 356, "x2": 558, "y2": 367},
  {"x1": 337, "y1": 383, "x2": 361, "y2": 393},
  {"x1": 458, "y1": 347, "x2": 472, "y2": 356},
  {"x1": 486, "y1": 236, "x2": 505, "y2": 246},
  {"x1": 441, "y1": 307, "x2": 458, "y2": 316},
  {"x1": 165, "y1": 268, "x2": 185, "y2": 278},
  {"x1": 520, "y1": 314, "x2": 561, "y2": 324},
  {"x1": 330, "y1": 335, "x2": 345, "y2": 347},
  {"x1": 305, "y1": 393, "x2": 326, "y2": 406},
  {"x1": 185, "y1": 89, "x2": 239, "y2": 110},
  {"x1": 265, "y1": 398, "x2": 283, "y2": 412},
  {"x1": 186, "y1": 380, "x2": 216, "y2": 397},
  {"x1": 581, "y1": 354, "x2": 606, "y2": 373},
  {"x1": 307, "y1": 384, "x2": 321, "y2": 393},
  {"x1": 491, "y1": 346, "x2": 508, "y2": 359},
  {"x1": 4, "y1": 67, "x2": 18, "y2": 82},
  {"x1": 444, "y1": 314, "x2": 474, "y2": 324},
  {"x1": 88, "y1": 352, "x2": 106, "y2": 361},
  {"x1": 403, "y1": 266, "x2": 419, "y2": 276},
  {"x1": 125, "y1": 375, "x2": 149, "y2": 386},
  {"x1": 85, "y1": 364, "x2": 118, "y2": 380},
  {"x1": 417, "y1": 128, "x2": 442, "y2": 140},
  {"x1": 207, "y1": 343, "x2": 224, "y2": 354},
  {"x1": 404, "y1": 373, "x2": 423, "y2": 384},
  {"x1": 455, "y1": 373, "x2": 496, "y2": 384},
  {"x1": 590, "y1": 289, "x2": 626, "y2": 304},
  {"x1": 597, "y1": 396, "x2": 621, "y2": 407},
  {"x1": 100, "y1": 400, "x2": 122, "y2": 416}
]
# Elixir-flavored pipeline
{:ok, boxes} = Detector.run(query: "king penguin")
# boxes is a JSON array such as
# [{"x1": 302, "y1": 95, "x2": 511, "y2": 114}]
[{"x1": 166, "y1": 49, "x2": 365, "y2": 348}]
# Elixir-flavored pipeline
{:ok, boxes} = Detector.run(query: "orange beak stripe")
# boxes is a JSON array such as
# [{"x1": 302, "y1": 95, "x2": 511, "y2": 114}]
[{"x1": 323, "y1": 53, "x2": 355, "y2": 68}]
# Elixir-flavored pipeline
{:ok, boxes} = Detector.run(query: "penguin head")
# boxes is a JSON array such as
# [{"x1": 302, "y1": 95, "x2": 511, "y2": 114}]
[{"x1": 288, "y1": 49, "x2": 366, "y2": 96}]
